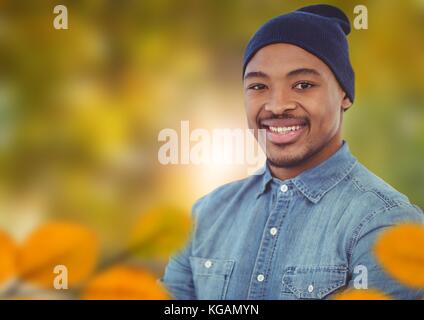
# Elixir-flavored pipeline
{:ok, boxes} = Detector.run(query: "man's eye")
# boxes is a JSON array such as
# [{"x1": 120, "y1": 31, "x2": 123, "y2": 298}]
[
  {"x1": 247, "y1": 84, "x2": 267, "y2": 91},
  {"x1": 293, "y1": 82, "x2": 314, "y2": 90}
]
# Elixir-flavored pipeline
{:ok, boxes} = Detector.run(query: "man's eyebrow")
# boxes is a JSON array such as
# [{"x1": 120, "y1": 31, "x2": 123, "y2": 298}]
[
  {"x1": 243, "y1": 71, "x2": 270, "y2": 81},
  {"x1": 244, "y1": 68, "x2": 321, "y2": 81},
  {"x1": 286, "y1": 68, "x2": 321, "y2": 78}
]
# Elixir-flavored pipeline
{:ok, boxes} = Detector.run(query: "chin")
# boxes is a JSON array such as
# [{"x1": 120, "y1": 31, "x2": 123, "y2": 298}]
[
  {"x1": 265, "y1": 143, "x2": 312, "y2": 168},
  {"x1": 266, "y1": 155, "x2": 306, "y2": 168}
]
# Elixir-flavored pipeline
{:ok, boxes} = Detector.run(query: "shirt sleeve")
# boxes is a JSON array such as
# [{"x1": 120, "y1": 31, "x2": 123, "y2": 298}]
[
  {"x1": 160, "y1": 197, "x2": 206, "y2": 300},
  {"x1": 346, "y1": 202, "x2": 424, "y2": 299},
  {"x1": 160, "y1": 236, "x2": 196, "y2": 300}
]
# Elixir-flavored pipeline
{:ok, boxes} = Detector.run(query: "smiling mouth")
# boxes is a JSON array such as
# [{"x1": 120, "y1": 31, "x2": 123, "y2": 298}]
[
  {"x1": 267, "y1": 125, "x2": 304, "y2": 134},
  {"x1": 260, "y1": 123, "x2": 308, "y2": 145}
]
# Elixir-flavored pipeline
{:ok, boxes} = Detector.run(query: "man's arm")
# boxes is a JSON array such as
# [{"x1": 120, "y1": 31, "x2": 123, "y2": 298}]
[
  {"x1": 346, "y1": 203, "x2": 424, "y2": 299},
  {"x1": 160, "y1": 237, "x2": 196, "y2": 300},
  {"x1": 160, "y1": 198, "x2": 206, "y2": 300}
]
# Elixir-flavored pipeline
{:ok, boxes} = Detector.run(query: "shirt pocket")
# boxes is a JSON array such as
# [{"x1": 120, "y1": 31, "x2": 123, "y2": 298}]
[
  {"x1": 189, "y1": 256, "x2": 235, "y2": 300},
  {"x1": 280, "y1": 265, "x2": 348, "y2": 299}
]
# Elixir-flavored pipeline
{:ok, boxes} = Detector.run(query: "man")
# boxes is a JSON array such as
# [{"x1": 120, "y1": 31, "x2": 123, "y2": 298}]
[{"x1": 161, "y1": 4, "x2": 424, "y2": 299}]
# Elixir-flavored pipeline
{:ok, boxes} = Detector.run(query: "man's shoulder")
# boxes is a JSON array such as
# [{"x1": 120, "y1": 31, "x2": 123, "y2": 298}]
[
  {"x1": 350, "y1": 162, "x2": 413, "y2": 206},
  {"x1": 344, "y1": 161, "x2": 423, "y2": 227},
  {"x1": 192, "y1": 173, "x2": 262, "y2": 218}
]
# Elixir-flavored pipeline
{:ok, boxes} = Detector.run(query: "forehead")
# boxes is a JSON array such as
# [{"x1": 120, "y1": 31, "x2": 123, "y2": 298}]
[{"x1": 245, "y1": 43, "x2": 331, "y2": 78}]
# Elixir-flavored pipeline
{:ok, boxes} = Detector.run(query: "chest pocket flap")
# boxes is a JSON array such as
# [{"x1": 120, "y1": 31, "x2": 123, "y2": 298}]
[
  {"x1": 190, "y1": 257, "x2": 234, "y2": 276},
  {"x1": 189, "y1": 256, "x2": 235, "y2": 300},
  {"x1": 282, "y1": 265, "x2": 348, "y2": 299}
]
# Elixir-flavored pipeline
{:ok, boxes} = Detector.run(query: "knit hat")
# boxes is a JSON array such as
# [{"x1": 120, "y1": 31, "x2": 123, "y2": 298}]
[{"x1": 243, "y1": 4, "x2": 355, "y2": 102}]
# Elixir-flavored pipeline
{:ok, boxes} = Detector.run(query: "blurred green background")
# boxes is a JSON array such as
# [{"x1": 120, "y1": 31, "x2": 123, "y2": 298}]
[{"x1": 0, "y1": 0, "x2": 423, "y2": 279}]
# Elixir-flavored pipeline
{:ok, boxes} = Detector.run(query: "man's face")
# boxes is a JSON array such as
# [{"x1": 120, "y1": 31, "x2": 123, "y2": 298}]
[{"x1": 243, "y1": 43, "x2": 352, "y2": 168}]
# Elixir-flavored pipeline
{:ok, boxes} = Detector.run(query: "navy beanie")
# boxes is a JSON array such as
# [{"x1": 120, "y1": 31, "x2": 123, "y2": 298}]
[{"x1": 243, "y1": 4, "x2": 355, "y2": 102}]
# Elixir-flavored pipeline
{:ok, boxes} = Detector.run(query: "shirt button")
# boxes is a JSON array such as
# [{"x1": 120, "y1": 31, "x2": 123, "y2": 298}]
[
  {"x1": 204, "y1": 260, "x2": 212, "y2": 268},
  {"x1": 270, "y1": 227, "x2": 278, "y2": 236},
  {"x1": 308, "y1": 284, "x2": 314, "y2": 293},
  {"x1": 257, "y1": 274, "x2": 265, "y2": 282},
  {"x1": 280, "y1": 184, "x2": 288, "y2": 193}
]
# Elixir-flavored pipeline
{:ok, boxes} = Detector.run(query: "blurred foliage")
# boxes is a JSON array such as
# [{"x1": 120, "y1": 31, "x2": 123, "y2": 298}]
[
  {"x1": 82, "y1": 265, "x2": 169, "y2": 300},
  {"x1": 0, "y1": 231, "x2": 16, "y2": 288},
  {"x1": 0, "y1": 207, "x2": 188, "y2": 299},
  {"x1": 374, "y1": 223, "x2": 424, "y2": 289},
  {"x1": 17, "y1": 222, "x2": 98, "y2": 288},
  {"x1": 130, "y1": 206, "x2": 192, "y2": 259},
  {"x1": 335, "y1": 289, "x2": 391, "y2": 300},
  {"x1": 0, "y1": 0, "x2": 423, "y2": 299}
]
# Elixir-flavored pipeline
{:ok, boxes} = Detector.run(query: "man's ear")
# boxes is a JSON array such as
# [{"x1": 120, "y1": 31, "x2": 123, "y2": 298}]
[{"x1": 341, "y1": 94, "x2": 352, "y2": 112}]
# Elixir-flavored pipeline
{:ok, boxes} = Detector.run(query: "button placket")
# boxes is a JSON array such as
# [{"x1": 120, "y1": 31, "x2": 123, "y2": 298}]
[{"x1": 247, "y1": 184, "x2": 291, "y2": 299}]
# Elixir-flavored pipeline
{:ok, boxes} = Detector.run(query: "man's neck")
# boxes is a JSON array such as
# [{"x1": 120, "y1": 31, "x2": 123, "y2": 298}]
[{"x1": 268, "y1": 137, "x2": 343, "y2": 181}]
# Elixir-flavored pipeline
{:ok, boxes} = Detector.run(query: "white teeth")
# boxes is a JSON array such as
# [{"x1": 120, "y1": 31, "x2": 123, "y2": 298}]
[{"x1": 269, "y1": 125, "x2": 302, "y2": 134}]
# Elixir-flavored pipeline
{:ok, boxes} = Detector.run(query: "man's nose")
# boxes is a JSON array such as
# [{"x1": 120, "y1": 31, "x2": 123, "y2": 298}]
[{"x1": 265, "y1": 89, "x2": 297, "y2": 114}]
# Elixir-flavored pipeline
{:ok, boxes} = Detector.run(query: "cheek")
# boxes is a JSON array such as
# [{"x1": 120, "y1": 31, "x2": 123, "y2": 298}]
[
  {"x1": 244, "y1": 96, "x2": 262, "y2": 125},
  {"x1": 308, "y1": 100, "x2": 340, "y2": 133}
]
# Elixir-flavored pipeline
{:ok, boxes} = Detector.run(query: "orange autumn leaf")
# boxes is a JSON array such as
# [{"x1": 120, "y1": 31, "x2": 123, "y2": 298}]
[
  {"x1": 334, "y1": 289, "x2": 391, "y2": 300},
  {"x1": 374, "y1": 223, "x2": 424, "y2": 289},
  {"x1": 81, "y1": 265, "x2": 169, "y2": 300},
  {"x1": 17, "y1": 222, "x2": 98, "y2": 289},
  {"x1": 0, "y1": 230, "x2": 17, "y2": 289},
  {"x1": 130, "y1": 206, "x2": 192, "y2": 259}
]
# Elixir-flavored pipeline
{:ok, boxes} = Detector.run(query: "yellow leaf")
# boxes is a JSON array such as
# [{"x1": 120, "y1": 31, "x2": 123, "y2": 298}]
[
  {"x1": 81, "y1": 265, "x2": 169, "y2": 300},
  {"x1": 374, "y1": 223, "x2": 424, "y2": 288},
  {"x1": 0, "y1": 231, "x2": 17, "y2": 288},
  {"x1": 130, "y1": 206, "x2": 192, "y2": 259},
  {"x1": 17, "y1": 222, "x2": 98, "y2": 289},
  {"x1": 334, "y1": 289, "x2": 391, "y2": 300}
]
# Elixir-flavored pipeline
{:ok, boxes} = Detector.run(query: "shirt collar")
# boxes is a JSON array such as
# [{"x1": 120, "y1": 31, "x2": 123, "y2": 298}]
[
  {"x1": 255, "y1": 163, "x2": 274, "y2": 197},
  {"x1": 256, "y1": 140, "x2": 357, "y2": 203}
]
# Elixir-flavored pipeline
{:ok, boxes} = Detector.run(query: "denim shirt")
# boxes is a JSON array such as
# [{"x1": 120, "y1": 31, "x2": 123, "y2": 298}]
[{"x1": 161, "y1": 141, "x2": 424, "y2": 300}]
